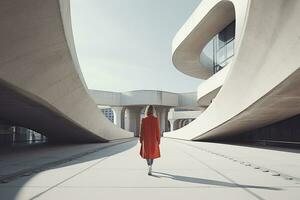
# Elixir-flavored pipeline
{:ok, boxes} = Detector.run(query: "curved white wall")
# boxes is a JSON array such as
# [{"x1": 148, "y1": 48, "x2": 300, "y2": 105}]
[
  {"x1": 0, "y1": 0, "x2": 133, "y2": 142},
  {"x1": 172, "y1": 0, "x2": 236, "y2": 79},
  {"x1": 165, "y1": 0, "x2": 300, "y2": 141},
  {"x1": 197, "y1": 66, "x2": 230, "y2": 106}
]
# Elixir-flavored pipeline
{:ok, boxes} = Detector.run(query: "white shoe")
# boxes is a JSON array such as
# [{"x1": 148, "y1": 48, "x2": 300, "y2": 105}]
[{"x1": 148, "y1": 166, "x2": 152, "y2": 175}]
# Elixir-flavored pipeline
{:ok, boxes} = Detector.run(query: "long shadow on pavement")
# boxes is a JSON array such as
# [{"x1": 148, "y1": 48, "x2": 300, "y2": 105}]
[
  {"x1": 151, "y1": 171, "x2": 281, "y2": 191},
  {"x1": 0, "y1": 139, "x2": 138, "y2": 200}
]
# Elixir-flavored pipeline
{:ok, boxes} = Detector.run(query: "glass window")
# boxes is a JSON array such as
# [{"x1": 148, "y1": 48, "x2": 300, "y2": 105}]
[
  {"x1": 202, "y1": 38, "x2": 214, "y2": 67},
  {"x1": 217, "y1": 46, "x2": 226, "y2": 64},
  {"x1": 218, "y1": 32, "x2": 226, "y2": 48},
  {"x1": 227, "y1": 40, "x2": 234, "y2": 58},
  {"x1": 201, "y1": 20, "x2": 235, "y2": 74}
]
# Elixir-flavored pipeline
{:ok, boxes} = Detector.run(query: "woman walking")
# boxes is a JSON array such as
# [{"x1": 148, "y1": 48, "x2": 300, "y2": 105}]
[{"x1": 139, "y1": 105, "x2": 161, "y2": 175}]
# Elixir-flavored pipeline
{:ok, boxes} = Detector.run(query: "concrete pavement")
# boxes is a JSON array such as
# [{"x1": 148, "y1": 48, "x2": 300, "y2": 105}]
[{"x1": 0, "y1": 138, "x2": 299, "y2": 199}]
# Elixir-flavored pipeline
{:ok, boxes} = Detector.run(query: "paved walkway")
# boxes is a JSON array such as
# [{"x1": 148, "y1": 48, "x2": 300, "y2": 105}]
[{"x1": 0, "y1": 138, "x2": 299, "y2": 200}]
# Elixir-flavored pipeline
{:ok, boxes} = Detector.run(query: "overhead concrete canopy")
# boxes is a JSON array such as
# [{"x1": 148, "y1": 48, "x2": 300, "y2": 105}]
[{"x1": 0, "y1": 0, "x2": 133, "y2": 142}]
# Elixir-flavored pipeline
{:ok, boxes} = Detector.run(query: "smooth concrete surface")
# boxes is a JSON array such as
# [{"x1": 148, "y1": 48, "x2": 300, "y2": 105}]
[
  {"x1": 0, "y1": 139, "x2": 134, "y2": 179},
  {"x1": 197, "y1": 66, "x2": 230, "y2": 106},
  {"x1": 177, "y1": 141, "x2": 300, "y2": 180},
  {"x1": 168, "y1": 109, "x2": 203, "y2": 121},
  {"x1": 89, "y1": 89, "x2": 198, "y2": 109},
  {"x1": 172, "y1": 0, "x2": 236, "y2": 79},
  {"x1": 156, "y1": 107, "x2": 170, "y2": 134},
  {"x1": 126, "y1": 107, "x2": 143, "y2": 137},
  {"x1": 165, "y1": 0, "x2": 300, "y2": 141},
  {"x1": 0, "y1": 138, "x2": 299, "y2": 200},
  {"x1": 0, "y1": 0, "x2": 133, "y2": 142}
]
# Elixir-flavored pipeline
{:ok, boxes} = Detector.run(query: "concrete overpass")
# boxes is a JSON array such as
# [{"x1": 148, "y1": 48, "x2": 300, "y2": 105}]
[{"x1": 89, "y1": 89, "x2": 200, "y2": 136}]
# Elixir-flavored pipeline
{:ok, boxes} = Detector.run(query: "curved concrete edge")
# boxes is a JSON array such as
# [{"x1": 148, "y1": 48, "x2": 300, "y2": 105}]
[
  {"x1": 0, "y1": 0, "x2": 133, "y2": 142},
  {"x1": 165, "y1": 0, "x2": 300, "y2": 140},
  {"x1": 172, "y1": 0, "x2": 236, "y2": 79},
  {"x1": 58, "y1": 0, "x2": 88, "y2": 90},
  {"x1": 197, "y1": 66, "x2": 230, "y2": 106},
  {"x1": 89, "y1": 90, "x2": 122, "y2": 107},
  {"x1": 193, "y1": 68, "x2": 300, "y2": 141}
]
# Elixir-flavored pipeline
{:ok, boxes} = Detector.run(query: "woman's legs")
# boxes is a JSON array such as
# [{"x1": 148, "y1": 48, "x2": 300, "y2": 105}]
[
  {"x1": 146, "y1": 159, "x2": 154, "y2": 166},
  {"x1": 146, "y1": 159, "x2": 150, "y2": 166},
  {"x1": 146, "y1": 159, "x2": 154, "y2": 175}
]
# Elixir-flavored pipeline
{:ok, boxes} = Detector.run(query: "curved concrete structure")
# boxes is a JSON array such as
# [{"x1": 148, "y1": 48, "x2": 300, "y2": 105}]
[
  {"x1": 168, "y1": 108, "x2": 203, "y2": 131},
  {"x1": 0, "y1": 0, "x2": 133, "y2": 142},
  {"x1": 172, "y1": 0, "x2": 235, "y2": 79},
  {"x1": 197, "y1": 66, "x2": 230, "y2": 107},
  {"x1": 90, "y1": 90, "x2": 200, "y2": 136},
  {"x1": 165, "y1": 0, "x2": 300, "y2": 141}
]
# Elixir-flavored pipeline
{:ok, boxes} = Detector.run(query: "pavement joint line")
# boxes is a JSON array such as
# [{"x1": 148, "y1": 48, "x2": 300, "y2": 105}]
[
  {"x1": 29, "y1": 154, "x2": 112, "y2": 200},
  {"x1": 173, "y1": 142, "x2": 267, "y2": 200},
  {"x1": 1, "y1": 185, "x2": 300, "y2": 189},
  {"x1": 172, "y1": 140, "x2": 300, "y2": 183},
  {"x1": 0, "y1": 138, "x2": 135, "y2": 184}
]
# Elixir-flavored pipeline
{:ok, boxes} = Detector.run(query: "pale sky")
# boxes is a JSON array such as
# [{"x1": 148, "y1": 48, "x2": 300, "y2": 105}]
[{"x1": 71, "y1": 0, "x2": 202, "y2": 93}]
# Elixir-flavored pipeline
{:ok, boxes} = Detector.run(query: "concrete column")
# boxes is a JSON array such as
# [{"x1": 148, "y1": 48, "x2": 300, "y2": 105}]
[
  {"x1": 156, "y1": 107, "x2": 170, "y2": 135},
  {"x1": 181, "y1": 119, "x2": 187, "y2": 128},
  {"x1": 111, "y1": 107, "x2": 125, "y2": 128},
  {"x1": 156, "y1": 107, "x2": 163, "y2": 134},
  {"x1": 183, "y1": 119, "x2": 188, "y2": 126},
  {"x1": 126, "y1": 106, "x2": 143, "y2": 137},
  {"x1": 178, "y1": 119, "x2": 184, "y2": 129},
  {"x1": 169, "y1": 119, "x2": 175, "y2": 131},
  {"x1": 120, "y1": 108, "x2": 125, "y2": 129},
  {"x1": 174, "y1": 119, "x2": 180, "y2": 130},
  {"x1": 164, "y1": 108, "x2": 171, "y2": 132},
  {"x1": 169, "y1": 119, "x2": 182, "y2": 131}
]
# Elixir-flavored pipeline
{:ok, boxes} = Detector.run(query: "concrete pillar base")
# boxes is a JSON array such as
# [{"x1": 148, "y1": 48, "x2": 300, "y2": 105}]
[{"x1": 126, "y1": 106, "x2": 143, "y2": 137}]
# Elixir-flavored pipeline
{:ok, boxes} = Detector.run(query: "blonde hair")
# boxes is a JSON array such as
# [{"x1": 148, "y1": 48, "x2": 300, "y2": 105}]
[{"x1": 146, "y1": 105, "x2": 154, "y2": 116}]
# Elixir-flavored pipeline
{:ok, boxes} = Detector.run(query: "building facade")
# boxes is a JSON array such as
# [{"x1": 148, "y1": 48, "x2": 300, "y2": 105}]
[{"x1": 164, "y1": 0, "x2": 300, "y2": 146}]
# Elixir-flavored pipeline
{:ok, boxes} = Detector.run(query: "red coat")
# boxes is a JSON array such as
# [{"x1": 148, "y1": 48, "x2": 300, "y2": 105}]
[{"x1": 139, "y1": 114, "x2": 161, "y2": 159}]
